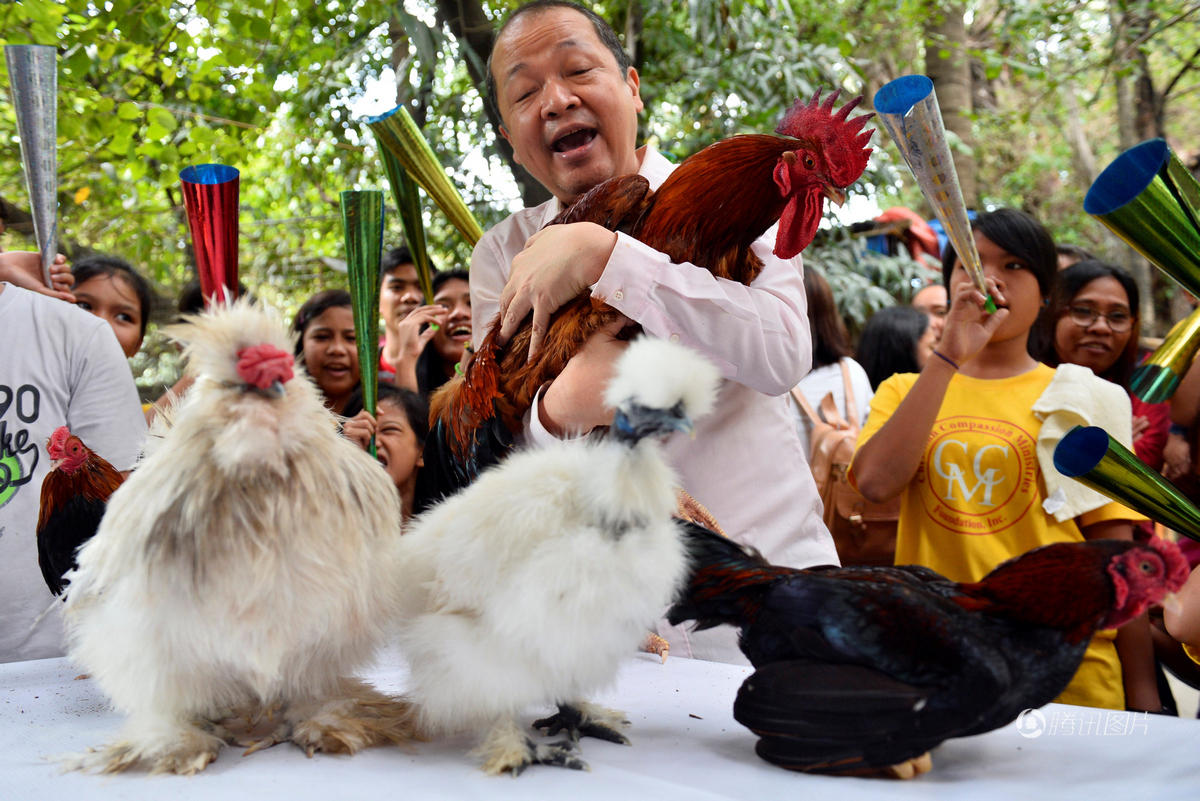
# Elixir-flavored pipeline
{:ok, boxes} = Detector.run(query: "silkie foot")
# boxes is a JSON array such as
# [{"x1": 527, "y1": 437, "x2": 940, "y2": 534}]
[
  {"x1": 533, "y1": 702, "x2": 631, "y2": 745},
  {"x1": 476, "y1": 717, "x2": 588, "y2": 776}
]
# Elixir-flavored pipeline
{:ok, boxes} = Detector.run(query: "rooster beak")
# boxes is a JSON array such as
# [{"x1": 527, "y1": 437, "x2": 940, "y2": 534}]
[
  {"x1": 823, "y1": 185, "x2": 847, "y2": 207},
  {"x1": 248, "y1": 380, "x2": 287, "y2": 399}
]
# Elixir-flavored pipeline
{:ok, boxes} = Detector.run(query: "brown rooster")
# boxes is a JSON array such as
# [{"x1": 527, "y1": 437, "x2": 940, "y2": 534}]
[
  {"x1": 36, "y1": 426, "x2": 125, "y2": 597},
  {"x1": 431, "y1": 90, "x2": 873, "y2": 477}
]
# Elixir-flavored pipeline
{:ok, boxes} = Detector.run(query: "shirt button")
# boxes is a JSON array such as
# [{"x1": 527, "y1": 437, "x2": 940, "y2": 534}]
[
  {"x1": 669, "y1": 334, "x2": 680, "y2": 343},
  {"x1": 613, "y1": 289, "x2": 624, "y2": 301}
]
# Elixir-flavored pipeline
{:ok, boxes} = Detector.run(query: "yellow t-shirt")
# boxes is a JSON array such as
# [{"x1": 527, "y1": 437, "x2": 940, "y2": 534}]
[{"x1": 851, "y1": 365, "x2": 1140, "y2": 710}]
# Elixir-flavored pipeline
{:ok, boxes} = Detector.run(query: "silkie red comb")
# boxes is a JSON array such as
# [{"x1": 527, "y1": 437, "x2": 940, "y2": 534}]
[{"x1": 236, "y1": 344, "x2": 294, "y2": 390}]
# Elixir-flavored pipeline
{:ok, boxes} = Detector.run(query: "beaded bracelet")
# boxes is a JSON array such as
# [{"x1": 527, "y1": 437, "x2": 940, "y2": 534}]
[{"x1": 931, "y1": 350, "x2": 959, "y2": 371}]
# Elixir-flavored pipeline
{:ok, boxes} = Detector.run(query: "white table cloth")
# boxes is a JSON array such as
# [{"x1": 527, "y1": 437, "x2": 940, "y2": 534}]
[{"x1": 2, "y1": 648, "x2": 1197, "y2": 799}]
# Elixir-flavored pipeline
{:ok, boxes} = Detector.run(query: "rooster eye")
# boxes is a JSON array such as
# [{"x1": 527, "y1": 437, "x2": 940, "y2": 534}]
[
  {"x1": 803, "y1": 154, "x2": 816, "y2": 169},
  {"x1": 1139, "y1": 560, "x2": 1154, "y2": 573}
]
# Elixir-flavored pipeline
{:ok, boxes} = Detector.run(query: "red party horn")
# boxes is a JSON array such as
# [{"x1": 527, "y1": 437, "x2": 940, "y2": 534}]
[{"x1": 180, "y1": 164, "x2": 240, "y2": 307}]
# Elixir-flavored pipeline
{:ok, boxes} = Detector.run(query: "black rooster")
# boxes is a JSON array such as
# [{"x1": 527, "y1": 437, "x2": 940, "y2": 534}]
[{"x1": 667, "y1": 525, "x2": 1188, "y2": 778}]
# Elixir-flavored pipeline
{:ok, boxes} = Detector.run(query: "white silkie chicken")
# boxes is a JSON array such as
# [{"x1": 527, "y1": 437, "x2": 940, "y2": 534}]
[
  {"x1": 63, "y1": 300, "x2": 413, "y2": 774},
  {"x1": 396, "y1": 336, "x2": 720, "y2": 775}
]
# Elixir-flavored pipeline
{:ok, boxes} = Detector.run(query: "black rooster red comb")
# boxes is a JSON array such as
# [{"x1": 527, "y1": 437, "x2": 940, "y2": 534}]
[
  {"x1": 47, "y1": 425, "x2": 71, "y2": 460},
  {"x1": 776, "y1": 90, "x2": 875, "y2": 188}
]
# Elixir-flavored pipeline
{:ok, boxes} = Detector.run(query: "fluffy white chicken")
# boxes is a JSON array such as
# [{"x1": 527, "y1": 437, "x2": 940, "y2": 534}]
[
  {"x1": 396, "y1": 336, "x2": 720, "y2": 775},
  {"x1": 63, "y1": 300, "x2": 412, "y2": 774}
]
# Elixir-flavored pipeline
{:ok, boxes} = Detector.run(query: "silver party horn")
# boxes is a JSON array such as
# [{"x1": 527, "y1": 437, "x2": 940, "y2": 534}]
[
  {"x1": 5, "y1": 45, "x2": 58, "y2": 288},
  {"x1": 874, "y1": 75, "x2": 995, "y2": 312}
]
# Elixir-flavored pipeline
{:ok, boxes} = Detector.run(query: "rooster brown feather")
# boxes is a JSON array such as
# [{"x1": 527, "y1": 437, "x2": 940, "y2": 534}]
[
  {"x1": 430, "y1": 90, "x2": 873, "y2": 472},
  {"x1": 36, "y1": 426, "x2": 124, "y2": 597}
]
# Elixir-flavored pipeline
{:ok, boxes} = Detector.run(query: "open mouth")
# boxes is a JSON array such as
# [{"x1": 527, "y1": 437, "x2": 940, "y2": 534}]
[
  {"x1": 552, "y1": 127, "x2": 597, "y2": 154},
  {"x1": 448, "y1": 324, "x2": 471, "y2": 340}
]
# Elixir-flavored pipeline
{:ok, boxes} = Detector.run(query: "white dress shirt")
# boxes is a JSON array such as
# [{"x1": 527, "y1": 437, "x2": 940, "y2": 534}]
[{"x1": 469, "y1": 147, "x2": 837, "y2": 663}]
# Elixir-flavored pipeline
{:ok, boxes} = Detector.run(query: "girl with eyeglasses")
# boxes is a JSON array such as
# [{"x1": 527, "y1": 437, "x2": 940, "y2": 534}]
[{"x1": 1037, "y1": 261, "x2": 1170, "y2": 474}]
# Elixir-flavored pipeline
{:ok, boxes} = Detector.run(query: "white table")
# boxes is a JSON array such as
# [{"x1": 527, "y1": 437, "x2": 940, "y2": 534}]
[{"x1": 2, "y1": 649, "x2": 1198, "y2": 800}]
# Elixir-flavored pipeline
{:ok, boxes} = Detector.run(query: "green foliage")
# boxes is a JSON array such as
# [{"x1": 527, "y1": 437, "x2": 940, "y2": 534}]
[
  {"x1": 807, "y1": 232, "x2": 930, "y2": 337},
  {"x1": 5, "y1": 0, "x2": 1199, "y2": 392}
]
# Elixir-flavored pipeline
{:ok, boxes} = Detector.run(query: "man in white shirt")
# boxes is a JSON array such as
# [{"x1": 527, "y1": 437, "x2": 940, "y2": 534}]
[
  {"x1": 0, "y1": 253, "x2": 146, "y2": 662},
  {"x1": 471, "y1": 0, "x2": 837, "y2": 661}
]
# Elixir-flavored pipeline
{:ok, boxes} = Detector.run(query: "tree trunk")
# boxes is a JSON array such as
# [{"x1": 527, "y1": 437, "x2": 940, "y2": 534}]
[
  {"x1": 1110, "y1": 0, "x2": 1159, "y2": 330},
  {"x1": 923, "y1": 1, "x2": 977, "y2": 209},
  {"x1": 435, "y1": 0, "x2": 552, "y2": 208}
]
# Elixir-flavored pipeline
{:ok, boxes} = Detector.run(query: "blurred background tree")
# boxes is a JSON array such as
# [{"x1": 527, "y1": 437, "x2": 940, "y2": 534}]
[{"x1": 2, "y1": 0, "x2": 1198, "y2": 396}]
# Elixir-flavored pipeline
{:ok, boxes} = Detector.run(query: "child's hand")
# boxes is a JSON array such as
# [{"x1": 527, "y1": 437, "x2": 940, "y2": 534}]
[
  {"x1": 0, "y1": 251, "x2": 74, "y2": 301},
  {"x1": 386, "y1": 305, "x2": 445, "y2": 372},
  {"x1": 342, "y1": 410, "x2": 376, "y2": 451},
  {"x1": 936, "y1": 277, "x2": 1010, "y2": 367}
]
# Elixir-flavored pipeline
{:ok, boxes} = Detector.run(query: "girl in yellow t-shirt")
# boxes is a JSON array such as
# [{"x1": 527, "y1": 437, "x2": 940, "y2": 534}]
[{"x1": 850, "y1": 208, "x2": 1159, "y2": 712}]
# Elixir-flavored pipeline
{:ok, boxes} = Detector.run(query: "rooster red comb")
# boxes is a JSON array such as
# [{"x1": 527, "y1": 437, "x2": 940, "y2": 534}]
[
  {"x1": 46, "y1": 425, "x2": 71, "y2": 460},
  {"x1": 236, "y1": 344, "x2": 294, "y2": 390},
  {"x1": 776, "y1": 90, "x2": 874, "y2": 188}
]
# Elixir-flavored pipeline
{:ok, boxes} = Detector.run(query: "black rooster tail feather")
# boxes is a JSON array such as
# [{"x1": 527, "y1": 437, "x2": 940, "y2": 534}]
[
  {"x1": 667, "y1": 522, "x2": 794, "y2": 630},
  {"x1": 412, "y1": 418, "x2": 514, "y2": 515},
  {"x1": 734, "y1": 660, "x2": 940, "y2": 774}
]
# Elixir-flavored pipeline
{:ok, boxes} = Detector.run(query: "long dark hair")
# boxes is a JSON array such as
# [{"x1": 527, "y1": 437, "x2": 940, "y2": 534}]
[
  {"x1": 804, "y1": 268, "x2": 852, "y2": 369},
  {"x1": 858, "y1": 305, "x2": 929, "y2": 389},
  {"x1": 941, "y1": 208, "x2": 1057, "y2": 298},
  {"x1": 1036, "y1": 260, "x2": 1141, "y2": 387},
  {"x1": 71, "y1": 253, "x2": 155, "y2": 338}
]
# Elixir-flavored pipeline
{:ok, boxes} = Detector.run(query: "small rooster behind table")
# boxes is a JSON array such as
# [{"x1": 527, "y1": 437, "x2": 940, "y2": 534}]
[
  {"x1": 62, "y1": 299, "x2": 414, "y2": 775},
  {"x1": 36, "y1": 426, "x2": 124, "y2": 597},
  {"x1": 427, "y1": 90, "x2": 875, "y2": 494},
  {"x1": 395, "y1": 336, "x2": 721, "y2": 776},
  {"x1": 668, "y1": 528, "x2": 1189, "y2": 778}
]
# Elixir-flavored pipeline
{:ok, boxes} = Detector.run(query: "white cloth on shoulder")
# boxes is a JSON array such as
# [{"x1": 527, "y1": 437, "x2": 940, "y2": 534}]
[{"x1": 1031, "y1": 363, "x2": 1133, "y2": 522}]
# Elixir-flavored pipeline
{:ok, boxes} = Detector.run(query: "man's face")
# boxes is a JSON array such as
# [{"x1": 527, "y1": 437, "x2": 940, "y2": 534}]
[
  {"x1": 492, "y1": 7, "x2": 644, "y2": 204},
  {"x1": 380, "y1": 263, "x2": 423, "y2": 329}
]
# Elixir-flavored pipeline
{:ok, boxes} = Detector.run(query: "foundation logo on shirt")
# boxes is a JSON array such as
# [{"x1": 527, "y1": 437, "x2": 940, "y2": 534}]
[{"x1": 916, "y1": 415, "x2": 1038, "y2": 535}]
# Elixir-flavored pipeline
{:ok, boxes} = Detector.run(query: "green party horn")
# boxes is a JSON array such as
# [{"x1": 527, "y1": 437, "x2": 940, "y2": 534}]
[
  {"x1": 1086, "y1": 139, "x2": 1200, "y2": 402},
  {"x1": 340, "y1": 189, "x2": 385, "y2": 457},
  {"x1": 1131, "y1": 305, "x2": 1200, "y2": 404},
  {"x1": 377, "y1": 145, "x2": 435, "y2": 306},
  {"x1": 365, "y1": 105, "x2": 483, "y2": 247},
  {"x1": 1054, "y1": 425, "x2": 1200, "y2": 543}
]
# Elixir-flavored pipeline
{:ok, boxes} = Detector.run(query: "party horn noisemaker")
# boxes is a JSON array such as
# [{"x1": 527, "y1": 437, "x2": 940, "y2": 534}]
[
  {"x1": 180, "y1": 164, "x2": 240, "y2": 306},
  {"x1": 1054, "y1": 425, "x2": 1200, "y2": 543},
  {"x1": 874, "y1": 75, "x2": 995, "y2": 312},
  {"x1": 340, "y1": 189, "x2": 385, "y2": 456},
  {"x1": 365, "y1": 105, "x2": 483, "y2": 247},
  {"x1": 1086, "y1": 138, "x2": 1200, "y2": 402},
  {"x1": 6, "y1": 44, "x2": 58, "y2": 287}
]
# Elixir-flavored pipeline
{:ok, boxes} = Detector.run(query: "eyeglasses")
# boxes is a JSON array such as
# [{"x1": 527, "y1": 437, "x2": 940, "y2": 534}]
[{"x1": 1066, "y1": 305, "x2": 1133, "y2": 333}]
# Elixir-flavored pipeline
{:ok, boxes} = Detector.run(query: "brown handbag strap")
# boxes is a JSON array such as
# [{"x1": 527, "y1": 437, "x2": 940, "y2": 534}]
[
  {"x1": 791, "y1": 385, "x2": 822, "y2": 426},
  {"x1": 839, "y1": 358, "x2": 859, "y2": 428}
]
